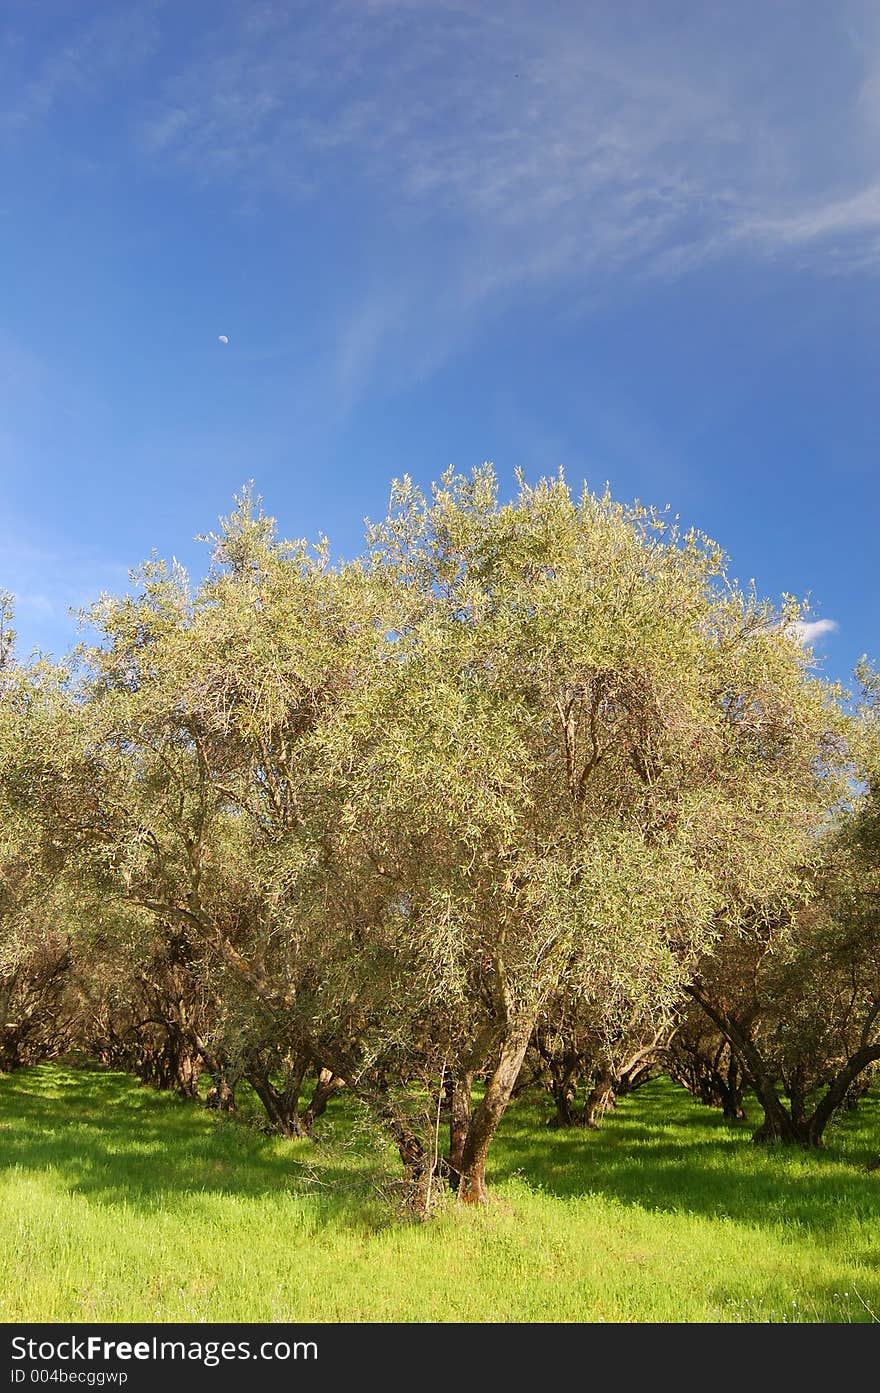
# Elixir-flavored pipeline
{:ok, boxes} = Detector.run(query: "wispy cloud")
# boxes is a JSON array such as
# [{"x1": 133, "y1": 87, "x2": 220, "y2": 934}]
[
  {"x1": 10, "y1": 2, "x2": 880, "y2": 288},
  {"x1": 0, "y1": 529, "x2": 128, "y2": 645},
  {"x1": 139, "y1": 2, "x2": 735, "y2": 271},
  {"x1": 9, "y1": 1, "x2": 880, "y2": 403},
  {"x1": 123, "y1": 0, "x2": 880, "y2": 399},
  {"x1": 737, "y1": 182, "x2": 880, "y2": 252},
  {"x1": 1, "y1": 4, "x2": 159, "y2": 139},
  {"x1": 136, "y1": 3, "x2": 880, "y2": 263},
  {"x1": 787, "y1": 618, "x2": 839, "y2": 648}
]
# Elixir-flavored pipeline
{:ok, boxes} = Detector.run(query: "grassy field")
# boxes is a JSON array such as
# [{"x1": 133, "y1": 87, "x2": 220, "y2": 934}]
[{"x1": 1, "y1": 1063, "x2": 879, "y2": 1323}]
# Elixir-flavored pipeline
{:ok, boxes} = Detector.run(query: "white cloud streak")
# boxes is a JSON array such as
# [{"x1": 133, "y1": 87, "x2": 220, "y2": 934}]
[
  {"x1": 124, "y1": 0, "x2": 880, "y2": 395},
  {"x1": 134, "y1": 2, "x2": 880, "y2": 268},
  {"x1": 0, "y1": 533, "x2": 125, "y2": 601},
  {"x1": 9, "y1": 1, "x2": 880, "y2": 399},
  {"x1": 788, "y1": 618, "x2": 839, "y2": 647},
  {"x1": 1, "y1": 5, "x2": 159, "y2": 139}
]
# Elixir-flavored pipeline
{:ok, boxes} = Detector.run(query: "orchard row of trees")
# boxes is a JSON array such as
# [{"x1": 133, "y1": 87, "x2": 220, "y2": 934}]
[{"x1": 1, "y1": 468, "x2": 878, "y2": 1205}]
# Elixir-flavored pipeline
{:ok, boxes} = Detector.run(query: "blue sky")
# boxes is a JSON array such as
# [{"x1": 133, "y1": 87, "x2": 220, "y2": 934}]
[{"x1": 2, "y1": 0, "x2": 878, "y2": 691}]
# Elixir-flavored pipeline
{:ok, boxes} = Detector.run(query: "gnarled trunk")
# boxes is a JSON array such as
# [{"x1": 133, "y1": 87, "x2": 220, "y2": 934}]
[
  {"x1": 246, "y1": 1055, "x2": 311, "y2": 1138},
  {"x1": 580, "y1": 1068, "x2": 615, "y2": 1127},
  {"x1": 546, "y1": 1054, "x2": 581, "y2": 1128},
  {"x1": 458, "y1": 1019, "x2": 533, "y2": 1204},
  {"x1": 446, "y1": 1070, "x2": 473, "y2": 1191},
  {"x1": 205, "y1": 1075, "x2": 237, "y2": 1111},
  {"x1": 301, "y1": 1067, "x2": 344, "y2": 1131}
]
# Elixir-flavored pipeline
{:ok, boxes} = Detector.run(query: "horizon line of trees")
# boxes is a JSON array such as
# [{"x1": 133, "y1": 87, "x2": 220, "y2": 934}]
[{"x1": 1, "y1": 466, "x2": 879, "y2": 1208}]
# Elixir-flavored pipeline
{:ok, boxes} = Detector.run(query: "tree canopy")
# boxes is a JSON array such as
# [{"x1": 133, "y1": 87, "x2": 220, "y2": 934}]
[{"x1": 0, "y1": 467, "x2": 873, "y2": 1205}]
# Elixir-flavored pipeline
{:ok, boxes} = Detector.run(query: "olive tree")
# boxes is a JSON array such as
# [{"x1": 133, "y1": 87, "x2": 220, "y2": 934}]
[
  {"x1": 350, "y1": 466, "x2": 845, "y2": 1199},
  {"x1": 0, "y1": 614, "x2": 78, "y2": 1069},
  {"x1": 5, "y1": 475, "x2": 849, "y2": 1206},
  {"x1": 686, "y1": 660, "x2": 880, "y2": 1146}
]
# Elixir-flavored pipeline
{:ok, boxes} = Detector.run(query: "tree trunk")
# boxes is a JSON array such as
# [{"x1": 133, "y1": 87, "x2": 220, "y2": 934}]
[
  {"x1": 802, "y1": 1042, "x2": 880, "y2": 1146},
  {"x1": 458, "y1": 1020, "x2": 533, "y2": 1204},
  {"x1": 752, "y1": 1109, "x2": 798, "y2": 1142},
  {"x1": 0, "y1": 1030, "x2": 21, "y2": 1071},
  {"x1": 615, "y1": 1061, "x2": 655, "y2": 1097},
  {"x1": 246, "y1": 1056, "x2": 311, "y2": 1138},
  {"x1": 360, "y1": 1083, "x2": 432, "y2": 1204},
  {"x1": 301, "y1": 1067, "x2": 344, "y2": 1132},
  {"x1": 750, "y1": 1070, "x2": 802, "y2": 1144},
  {"x1": 205, "y1": 1075, "x2": 236, "y2": 1111},
  {"x1": 447, "y1": 1071, "x2": 473, "y2": 1191},
  {"x1": 546, "y1": 1054, "x2": 581, "y2": 1128},
  {"x1": 685, "y1": 988, "x2": 795, "y2": 1143},
  {"x1": 756, "y1": 1046, "x2": 880, "y2": 1147},
  {"x1": 721, "y1": 1055, "x2": 745, "y2": 1121},
  {"x1": 580, "y1": 1068, "x2": 615, "y2": 1127},
  {"x1": 174, "y1": 1042, "x2": 202, "y2": 1098}
]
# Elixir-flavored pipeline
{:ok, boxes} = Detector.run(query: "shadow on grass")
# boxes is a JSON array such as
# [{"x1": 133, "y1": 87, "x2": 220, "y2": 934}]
[
  {"x1": 5, "y1": 1064, "x2": 880, "y2": 1265},
  {"x1": 493, "y1": 1077, "x2": 880, "y2": 1239},
  {"x1": 0, "y1": 1064, "x2": 393, "y2": 1231}
]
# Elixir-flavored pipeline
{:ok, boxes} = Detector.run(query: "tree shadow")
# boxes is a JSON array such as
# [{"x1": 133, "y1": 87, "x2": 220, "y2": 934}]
[
  {"x1": 493, "y1": 1078, "x2": 880, "y2": 1241},
  {"x1": 0, "y1": 1063, "x2": 394, "y2": 1231},
  {"x1": 488, "y1": 1080, "x2": 880, "y2": 1319}
]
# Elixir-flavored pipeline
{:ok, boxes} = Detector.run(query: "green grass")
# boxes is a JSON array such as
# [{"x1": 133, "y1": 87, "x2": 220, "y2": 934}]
[{"x1": 1, "y1": 1063, "x2": 879, "y2": 1322}]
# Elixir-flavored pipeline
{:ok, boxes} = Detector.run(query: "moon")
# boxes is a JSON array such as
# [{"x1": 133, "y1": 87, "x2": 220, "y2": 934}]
[{"x1": 217, "y1": 334, "x2": 229, "y2": 344}]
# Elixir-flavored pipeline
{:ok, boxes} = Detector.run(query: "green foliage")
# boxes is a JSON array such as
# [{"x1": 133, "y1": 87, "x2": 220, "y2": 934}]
[{"x1": 0, "y1": 467, "x2": 867, "y2": 1190}]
